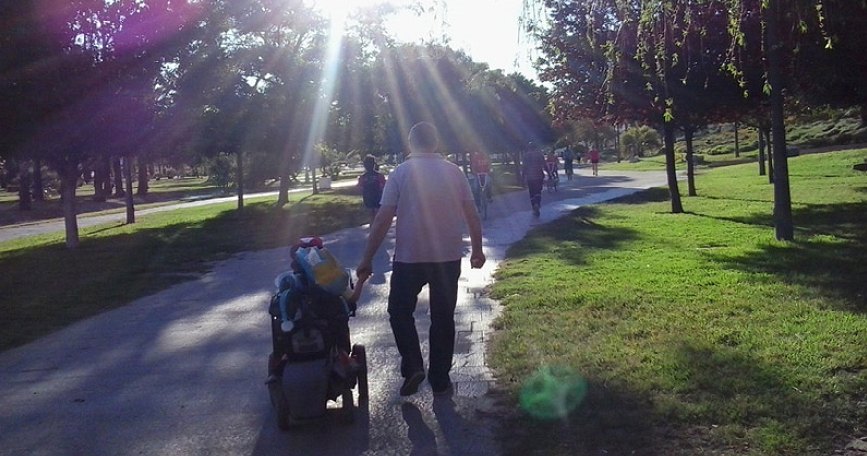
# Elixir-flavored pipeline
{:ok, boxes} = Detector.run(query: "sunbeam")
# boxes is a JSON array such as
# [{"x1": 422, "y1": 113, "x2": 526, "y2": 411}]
[{"x1": 301, "y1": 9, "x2": 346, "y2": 171}]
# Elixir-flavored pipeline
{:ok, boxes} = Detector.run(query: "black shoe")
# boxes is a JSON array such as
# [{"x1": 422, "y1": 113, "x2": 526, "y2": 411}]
[
  {"x1": 400, "y1": 372, "x2": 426, "y2": 396},
  {"x1": 432, "y1": 381, "x2": 453, "y2": 397}
]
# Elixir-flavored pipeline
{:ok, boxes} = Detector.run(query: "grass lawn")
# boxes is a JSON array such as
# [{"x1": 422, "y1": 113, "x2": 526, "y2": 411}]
[
  {"x1": 0, "y1": 175, "x2": 327, "y2": 226},
  {"x1": 0, "y1": 177, "x2": 223, "y2": 226},
  {"x1": 0, "y1": 188, "x2": 370, "y2": 352},
  {"x1": 490, "y1": 150, "x2": 867, "y2": 455},
  {"x1": 603, "y1": 155, "x2": 669, "y2": 171}
]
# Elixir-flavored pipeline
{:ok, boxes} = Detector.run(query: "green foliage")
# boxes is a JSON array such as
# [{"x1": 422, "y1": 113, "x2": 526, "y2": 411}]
[
  {"x1": 317, "y1": 144, "x2": 357, "y2": 179},
  {"x1": 207, "y1": 153, "x2": 233, "y2": 193},
  {"x1": 621, "y1": 125, "x2": 661, "y2": 157},
  {"x1": 491, "y1": 150, "x2": 867, "y2": 455}
]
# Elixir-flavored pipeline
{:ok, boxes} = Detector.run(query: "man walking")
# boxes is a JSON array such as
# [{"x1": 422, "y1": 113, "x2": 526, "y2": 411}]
[
  {"x1": 522, "y1": 145, "x2": 546, "y2": 217},
  {"x1": 356, "y1": 121, "x2": 485, "y2": 396}
]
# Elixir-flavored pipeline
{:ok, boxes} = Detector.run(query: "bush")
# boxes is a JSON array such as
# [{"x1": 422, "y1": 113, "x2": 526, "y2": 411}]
[{"x1": 207, "y1": 154, "x2": 232, "y2": 193}]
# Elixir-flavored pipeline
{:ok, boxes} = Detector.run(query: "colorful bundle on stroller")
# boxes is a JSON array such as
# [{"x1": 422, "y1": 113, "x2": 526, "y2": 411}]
[{"x1": 266, "y1": 237, "x2": 368, "y2": 430}]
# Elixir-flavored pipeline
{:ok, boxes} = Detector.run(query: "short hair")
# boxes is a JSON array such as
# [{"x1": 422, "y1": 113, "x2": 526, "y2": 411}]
[
  {"x1": 408, "y1": 122, "x2": 439, "y2": 151},
  {"x1": 363, "y1": 154, "x2": 376, "y2": 172}
]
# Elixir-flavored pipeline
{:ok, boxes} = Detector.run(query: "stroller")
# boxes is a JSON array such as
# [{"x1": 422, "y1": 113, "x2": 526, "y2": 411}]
[{"x1": 266, "y1": 237, "x2": 368, "y2": 430}]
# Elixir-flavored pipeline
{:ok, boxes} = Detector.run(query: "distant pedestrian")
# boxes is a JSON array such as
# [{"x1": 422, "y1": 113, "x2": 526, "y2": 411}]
[
  {"x1": 589, "y1": 148, "x2": 601, "y2": 176},
  {"x1": 357, "y1": 155, "x2": 386, "y2": 223},
  {"x1": 522, "y1": 146, "x2": 546, "y2": 217},
  {"x1": 356, "y1": 121, "x2": 485, "y2": 397},
  {"x1": 468, "y1": 149, "x2": 493, "y2": 204},
  {"x1": 562, "y1": 147, "x2": 575, "y2": 180}
]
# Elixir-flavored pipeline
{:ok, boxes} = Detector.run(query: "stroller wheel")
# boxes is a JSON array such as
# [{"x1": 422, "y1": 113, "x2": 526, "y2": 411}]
[
  {"x1": 340, "y1": 389, "x2": 355, "y2": 424},
  {"x1": 352, "y1": 344, "x2": 369, "y2": 404},
  {"x1": 268, "y1": 381, "x2": 291, "y2": 431}
]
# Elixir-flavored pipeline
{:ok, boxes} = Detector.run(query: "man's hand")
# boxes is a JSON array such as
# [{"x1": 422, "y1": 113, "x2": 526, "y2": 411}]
[
  {"x1": 356, "y1": 259, "x2": 373, "y2": 282},
  {"x1": 470, "y1": 250, "x2": 486, "y2": 269}
]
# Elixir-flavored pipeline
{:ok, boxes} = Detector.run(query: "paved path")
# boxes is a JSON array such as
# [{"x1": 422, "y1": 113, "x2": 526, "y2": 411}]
[
  {"x1": 0, "y1": 169, "x2": 667, "y2": 455},
  {"x1": 0, "y1": 179, "x2": 357, "y2": 243}
]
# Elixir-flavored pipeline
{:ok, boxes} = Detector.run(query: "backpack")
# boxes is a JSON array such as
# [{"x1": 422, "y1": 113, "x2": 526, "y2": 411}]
[
  {"x1": 269, "y1": 271, "x2": 350, "y2": 362},
  {"x1": 293, "y1": 245, "x2": 349, "y2": 296},
  {"x1": 523, "y1": 151, "x2": 546, "y2": 181},
  {"x1": 360, "y1": 171, "x2": 383, "y2": 207}
]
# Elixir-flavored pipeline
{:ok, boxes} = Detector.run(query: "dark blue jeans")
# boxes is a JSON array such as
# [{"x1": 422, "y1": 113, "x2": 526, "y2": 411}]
[
  {"x1": 388, "y1": 260, "x2": 461, "y2": 390},
  {"x1": 527, "y1": 179, "x2": 543, "y2": 207}
]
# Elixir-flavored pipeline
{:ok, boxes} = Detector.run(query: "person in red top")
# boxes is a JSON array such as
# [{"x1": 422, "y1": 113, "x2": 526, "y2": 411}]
[
  {"x1": 469, "y1": 149, "x2": 491, "y2": 174},
  {"x1": 589, "y1": 148, "x2": 601, "y2": 176},
  {"x1": 545, "y1": 151, "x2": 559, "y2": 180},
  {"x1": 468, "y1": 149, "x2": 492, "y2": 203}
]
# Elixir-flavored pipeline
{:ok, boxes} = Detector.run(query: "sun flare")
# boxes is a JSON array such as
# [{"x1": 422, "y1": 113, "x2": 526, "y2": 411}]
[{"x1": 303, "y1": 0, "x2": 400, "y2": 18}]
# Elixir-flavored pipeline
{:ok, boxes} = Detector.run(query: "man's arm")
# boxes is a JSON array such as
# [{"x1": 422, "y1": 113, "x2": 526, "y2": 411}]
[
  {"x1": 461, "y1": 198, "x2": 486, "y2": 269},
  {"x1": 356, "y1": 205, "x2": 396, "y2": 280}
]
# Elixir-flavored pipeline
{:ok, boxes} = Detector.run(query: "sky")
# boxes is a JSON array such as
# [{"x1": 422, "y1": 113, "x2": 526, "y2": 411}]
[{"x1": 306, "y1": 0, "x2": 540, "y2": 80}]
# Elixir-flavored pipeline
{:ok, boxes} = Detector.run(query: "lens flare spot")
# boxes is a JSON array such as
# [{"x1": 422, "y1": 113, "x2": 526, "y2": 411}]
[{"x1": 519, "y1": 365, "x2": 587, "y2": 420}]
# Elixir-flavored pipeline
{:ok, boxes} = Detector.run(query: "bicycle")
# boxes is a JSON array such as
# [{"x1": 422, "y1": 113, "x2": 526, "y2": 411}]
[
  {"x1": 473, "y1": 172, "x2": 490, "y2": 220},
  {"x1": 545, "y1": 164, "x2": 559, "y2": 193}
]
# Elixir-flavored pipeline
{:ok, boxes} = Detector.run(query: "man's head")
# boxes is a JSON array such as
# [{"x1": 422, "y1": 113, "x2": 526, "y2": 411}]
[
  {"x1": 363, "y1": 154, "x2": 377, "y2": 172},
  {"x1": 408, "y1": 121, "x2": 439, "y2": 154}
]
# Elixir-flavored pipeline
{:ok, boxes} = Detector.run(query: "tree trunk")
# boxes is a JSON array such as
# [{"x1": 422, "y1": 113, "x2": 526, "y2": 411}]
[
  {"x1": 758, "y1": 127, "x2": 767, "y2": 176},
  {"x1": 861, "y1": 104, "x2": 867, "y2": 126},
  {"x1": 277, "y1": 172, "x2": 290, "y2": 207},
  {"x1": 684, "y1": 127, "x2": 697, "y2": 197},
  {"x1": 766, "y1": 128, "x2": 774, "y2": 183},
  {"x1": 514, "y1": 150, "x2": 524, "y2": 186},
  {"x1": 102, "y1": 157, "x2": 113, "y2": 197},
  {"x1": 662, "y1": 121, "x2": 684, "y2": 213},
  {"x1": 733, "y1": 121, "x2": 740, "y2": 158},
  {"x1": 136, "y1": 158, "x2": 149, "y2": 196},
  {"x1": 18, "y1": 162, "x2": 32, "y2": 211},
  {"x1": 615, "y1": 125, "x2": 621, "y2": 162},
  {"x1": 32, "y1": 157, "x2": 44, "y2": 202},
  {"x1": 112, "y1": 157, "x2": 125, "y2": 197},
  {"x1": 60, "y1": 163, "x2": 80, "y2": 249},
  {"x1": 311, "y1": 165, "x2": 318, "y2": 195},
  {"x1": 123, "y1": 156, "x2": 135, "y2": 224},
  {"x1": 276, "y1": 148, "x2": 293, "y2": 207},
  {"x1": 236, "y1": 150, "x2": 244, "y2": 210},
  {"x1": 766, "y1": 0, "x2": 794, "y2": 241},
  {"x1": 92, "y1": 159, "x2": 107, "y2": 202}
]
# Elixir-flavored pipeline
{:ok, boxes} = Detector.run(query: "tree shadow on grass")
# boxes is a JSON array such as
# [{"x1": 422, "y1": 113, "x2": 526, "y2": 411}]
[
  {"x1": 671, "y1": 343, "x2": 864, "y2": 455},
  {"x1": 497, "y1": 381, "x2": 662, "y2": 456},
  {"x1": 498, "y1": 341, "x2": 864, "y2": 455},
  {"x1": 705, "y1": 200, "x2": 867, "y2": 313},
  {"x1": 504, "y1": 206, "x2": 641, "y2": 267},
  {"x1": 613, "y1": 186, "x2": 675, "y2": 205}
]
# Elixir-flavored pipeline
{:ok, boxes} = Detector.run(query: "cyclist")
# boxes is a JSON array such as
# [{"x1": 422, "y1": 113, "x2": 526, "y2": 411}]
[
  {"x1": 468, "y1": 149, "x2": 492, "y2": 207},
  {"x1": 545, "y1": 151, "x2": 560, "y2": 187}
]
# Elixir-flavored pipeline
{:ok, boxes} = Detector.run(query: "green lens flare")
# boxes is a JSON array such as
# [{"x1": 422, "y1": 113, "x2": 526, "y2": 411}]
[{"x1": 519, "y1": 365, "x2": 587, "y2": 420}]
